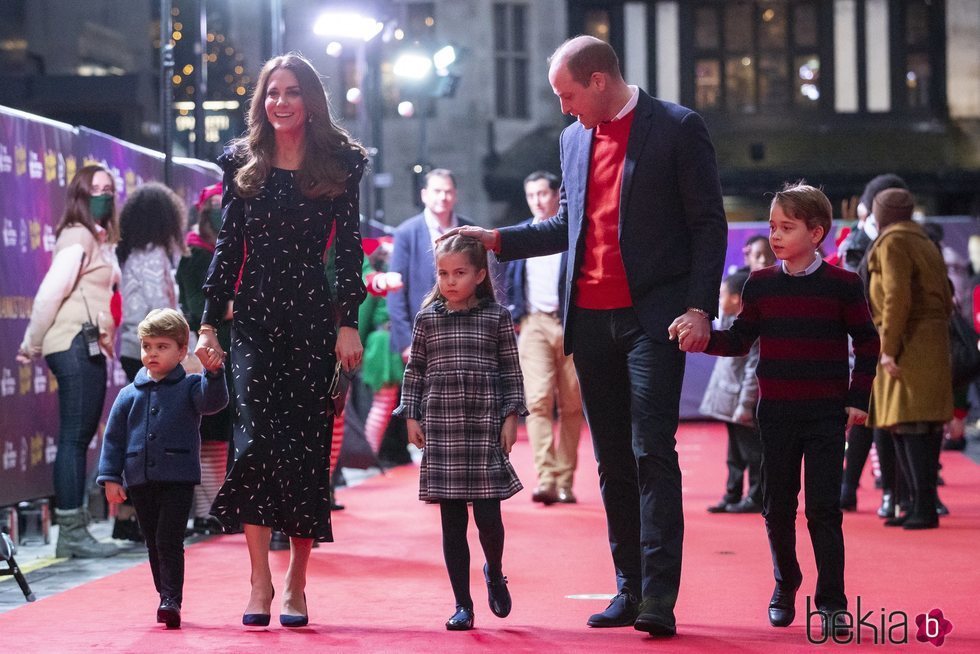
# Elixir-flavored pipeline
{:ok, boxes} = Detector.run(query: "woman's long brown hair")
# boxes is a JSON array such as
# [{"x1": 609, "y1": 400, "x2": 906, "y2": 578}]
[
  {"x1": 55, "y1": 164, "x2": 119, "y2": 243},
  {"x1": 231, "y1": 52, "x2": 366, "y2": 200}
]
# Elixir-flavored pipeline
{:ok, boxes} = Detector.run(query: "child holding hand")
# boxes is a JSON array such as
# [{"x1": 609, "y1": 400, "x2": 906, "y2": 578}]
[{"x1": 98, "y1": 308, "x2": 228, "y2": 628}]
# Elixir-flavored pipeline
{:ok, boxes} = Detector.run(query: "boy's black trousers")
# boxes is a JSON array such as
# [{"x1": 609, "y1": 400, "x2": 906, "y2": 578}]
[
  {"x1": 129, "y1": 482, "x2": 195, "y2": 604},
  {"x1": 759, "y1": 416, "x2": 846, "y2": 612}
]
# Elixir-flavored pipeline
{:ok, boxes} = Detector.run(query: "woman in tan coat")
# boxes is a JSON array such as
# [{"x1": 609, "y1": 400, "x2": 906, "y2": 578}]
[{"x1": 866, "y1": 188, "x2": 952, "y2": 530}]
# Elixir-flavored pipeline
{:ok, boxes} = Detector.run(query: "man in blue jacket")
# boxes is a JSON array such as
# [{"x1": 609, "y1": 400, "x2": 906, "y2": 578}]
[
  {"x1": 98, "y1": 309, "x2": 228, "y2": 628},
  {"x1": 446, "y1": 36, "x2": 727, "y2": 637}
]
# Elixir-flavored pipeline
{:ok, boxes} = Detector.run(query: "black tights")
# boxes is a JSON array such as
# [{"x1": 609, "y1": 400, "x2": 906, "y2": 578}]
[{"x1": 439, "y1": 499, "x2": 504, "y2": 610}]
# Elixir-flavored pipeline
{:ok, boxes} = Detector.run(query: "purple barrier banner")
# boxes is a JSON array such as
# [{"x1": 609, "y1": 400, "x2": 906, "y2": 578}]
[{"x1": 1, "y1": 106, "x2": 219, "y2": 507}]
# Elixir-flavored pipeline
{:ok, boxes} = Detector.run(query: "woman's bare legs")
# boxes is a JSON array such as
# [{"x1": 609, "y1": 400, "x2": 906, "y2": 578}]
[
  {"x1": 282, "y1": 537, "x2": 313, "y2": 616},
  {"x1": 243, "y1": 524, "x2": 274, "y2": 614}
]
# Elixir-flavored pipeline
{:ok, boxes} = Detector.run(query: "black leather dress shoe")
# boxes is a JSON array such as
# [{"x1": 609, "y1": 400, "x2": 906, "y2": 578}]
[
  {"x1": 587, "y1": 591, "x2": 638, "y2": 627},
  {"x1": 768, "y1": 583, "x2": 799, "y2": 627},
  {"x1": 877, "y1": 492, "x2": 895, "y2": 518},
  {"x1": 157, "y1": 597, "x2": 181, "y2": 629},
  {"x1": 484, "y1": 563, "x2": 511, "y2": 618},
  {"x1": 446, "y1": 605, "x2": 474, "y2": 631},
  {"x1": 634, "y1": 599, "x2": 676, "y2": 636},
  {"x1": 557, "y1": 487, "x2": 577, "y2": 504},
  {"x1": 819, "y1": 610, "x2": 851, "y2": 639},
  {"x1": 706, "y1": 499, "x2": 733, "y2": 513},
  {"x1": 726, "y1": 498, "x2": 763, "y2": 513}
]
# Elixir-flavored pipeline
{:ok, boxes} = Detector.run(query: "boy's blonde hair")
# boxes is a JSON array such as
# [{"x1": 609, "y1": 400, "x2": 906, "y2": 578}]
[
  {"x1": 771, "y1": 182, "x2": 833, "y2": 245},
  {"x1": 138, "y1": 308, "x2": 189, "y2": 349}
]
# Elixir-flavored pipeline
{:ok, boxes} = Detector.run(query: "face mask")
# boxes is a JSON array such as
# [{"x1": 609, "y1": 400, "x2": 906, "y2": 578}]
[
  {"x1": 208, "y1": 207, "x2": 223, "y2": 232},
  {"x1": 89, "y1": 194, "x2": 112, "y2": 220}
]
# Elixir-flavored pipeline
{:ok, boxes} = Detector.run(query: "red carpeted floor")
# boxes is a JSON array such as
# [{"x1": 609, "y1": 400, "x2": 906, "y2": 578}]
[{"x1": 2, "y1": 422, "x2": 978, "y2": 653}]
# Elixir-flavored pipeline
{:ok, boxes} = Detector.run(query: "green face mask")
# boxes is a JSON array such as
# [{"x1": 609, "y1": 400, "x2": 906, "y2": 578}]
[
  {"x1": 89, "y1": 194, "x2": 112, "y2": 220},
  {"x1": 207, "y1": 207, "x2": 223, "y2": 232}
]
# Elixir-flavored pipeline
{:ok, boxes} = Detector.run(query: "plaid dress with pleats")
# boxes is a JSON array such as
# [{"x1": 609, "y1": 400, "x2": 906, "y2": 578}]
[{"x1": 394, "y1": 299, "x2": 526, "y2": 501}]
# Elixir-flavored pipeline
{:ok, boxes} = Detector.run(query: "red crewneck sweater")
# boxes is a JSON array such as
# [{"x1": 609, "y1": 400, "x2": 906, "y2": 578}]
[{"x1": 575, "y1": 110, "x2": 635, "y2": 309}]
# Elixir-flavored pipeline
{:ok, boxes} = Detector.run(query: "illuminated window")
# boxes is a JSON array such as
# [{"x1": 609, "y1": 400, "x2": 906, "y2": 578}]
[{"x1": 692, "y1": 1, "x2": 821, "y2": 113}]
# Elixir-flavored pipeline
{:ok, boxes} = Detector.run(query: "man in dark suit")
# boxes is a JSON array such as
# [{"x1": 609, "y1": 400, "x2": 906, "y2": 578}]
[
  {"x1": 447, "y1": 36, "x2": 727, "y2": 636},
  {"x1": 388, "y1": 169, "x2": 473, "y2": 362},
  {"x1": 505, "y1": 170, "x2": 583, "y2": 506}
]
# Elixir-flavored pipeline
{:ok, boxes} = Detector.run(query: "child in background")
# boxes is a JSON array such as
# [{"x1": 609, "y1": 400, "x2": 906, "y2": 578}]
[
  {"x1": 97, "y1": 309, "x2": 228, "y2": 628},
  {"x1": 675, "y1": 183, "x2": 879, "y2": 639},
  {"x1": 394, "y1": 235, "x2": 526, "y2": 631},
  {"x1": 699, "y1": 270, "x2": 763, "y2": 514}
]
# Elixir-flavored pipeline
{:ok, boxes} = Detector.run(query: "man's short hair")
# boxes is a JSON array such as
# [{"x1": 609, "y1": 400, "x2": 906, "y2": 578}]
[
  {"x1": 772, "y1": 182, "x2": 833, "y2": 245},
  {"x1": 424, "y1": 168, "x2": 456, "y2": 189},
  {"x1": 549, "y1": 36, "x2": 622, "y2": 86},
  {"x1": 137, "y1": 308, "x2": 190, "y2": 349},
  {"x1": 523, "y1": 170, "x2": 560, "y2": 191}
]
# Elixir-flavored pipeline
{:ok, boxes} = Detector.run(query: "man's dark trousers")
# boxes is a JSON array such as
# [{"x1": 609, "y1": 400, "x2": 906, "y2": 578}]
[{"x1": 572, "y1": 307, "x2": 685, "y2": 615}]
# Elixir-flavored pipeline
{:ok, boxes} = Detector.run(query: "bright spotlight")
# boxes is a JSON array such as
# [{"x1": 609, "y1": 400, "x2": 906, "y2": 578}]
[
  {"x1": 432, "y1": 45, "x2": 456, "y2": 71},
  {"x1": 346, "y1": 87, "x2": 363, "y2": 104},
  {"x1": 313, "y1": 12, "x2": 383, "y2": 41},
  {"x1": 325, "y1": 41, "x2": 343, "y2": 57},
  {"x1": 393, "y1": 53, "x2": 432, "y2": 80}
]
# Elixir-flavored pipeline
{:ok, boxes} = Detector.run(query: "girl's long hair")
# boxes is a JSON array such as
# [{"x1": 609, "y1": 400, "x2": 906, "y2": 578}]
[
  {"x1": 55, "y1": 164, "x2": 119, "y2": 243},
  {"x1": 230, "y1": 52, "x2": 366, "y2": 200},
  {"x1": 421, "y1": 235, "x2": 496, "y2": 308},
  {"x1": 116, "y1": 182, "x2": 187, "y2": 266}
]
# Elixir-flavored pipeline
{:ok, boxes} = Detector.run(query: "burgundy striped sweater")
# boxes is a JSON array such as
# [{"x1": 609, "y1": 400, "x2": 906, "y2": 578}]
[{"x1": 705, "y1": 262, "x2": 880, "y2": 422}]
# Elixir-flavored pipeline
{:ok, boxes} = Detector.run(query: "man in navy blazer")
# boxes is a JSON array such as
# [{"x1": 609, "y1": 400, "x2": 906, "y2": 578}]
[
  {"x1": 388, "y1": 169, "x2": 474, "y2": 360},
  {"x1": 449, "y1": 36, "x2": 727, "y2": 636}
]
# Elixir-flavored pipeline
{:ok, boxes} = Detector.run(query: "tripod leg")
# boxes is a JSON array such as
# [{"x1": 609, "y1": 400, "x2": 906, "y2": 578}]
[{"x1": 5, "y1": 556, "x2": 36, "y2": 602}]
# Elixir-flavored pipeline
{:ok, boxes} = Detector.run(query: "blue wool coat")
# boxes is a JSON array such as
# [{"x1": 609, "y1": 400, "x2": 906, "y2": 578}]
[{"x1": 97, "y1": 364, "x2": 229, "y2": 488}]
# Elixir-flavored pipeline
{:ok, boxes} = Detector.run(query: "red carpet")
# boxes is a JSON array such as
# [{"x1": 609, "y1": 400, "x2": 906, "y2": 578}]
[{"x1": 2, "y1": 422, "x2": 978, "y2": 652}]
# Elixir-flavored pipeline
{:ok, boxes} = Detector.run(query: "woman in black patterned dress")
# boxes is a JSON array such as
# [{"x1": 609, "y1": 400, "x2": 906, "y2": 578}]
[
  {"x1": 394, "y1": 235, "x2": 526, "y2": 631},
  {"x1": 196, "y1": 53, "x2": 366, "y2": 627}
]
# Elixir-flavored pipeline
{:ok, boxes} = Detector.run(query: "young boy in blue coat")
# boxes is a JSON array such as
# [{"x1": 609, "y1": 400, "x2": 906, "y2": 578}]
[{"x1": 98, "y1": 308, "x2": 228, "y2": 628}]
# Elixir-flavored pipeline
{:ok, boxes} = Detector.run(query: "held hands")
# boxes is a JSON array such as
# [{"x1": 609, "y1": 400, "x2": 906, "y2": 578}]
[
  {"x1": 880, "y1": 353, "x2": 901, "y2": 379},
  {"x1": 194, "y1": 331, "x2": 225, "y2": 372},
  {"x1": 846, "y1": 407, "x2": 868, "y2": 430},
  {"x1": 500, "y1": 414, "x2": 518, "y2": 455},
  {"x1": 335, "y1": 326, "x2": 363, "y2": 372},
  {"x1": 407, "y1": 418, "x2": 426, "y2": 449},
  {"x1": 667, "y1": 310, "x2": 710, "y2": 352},
  {"x1": 104, "y1": 481, "x2": 127, "y2": 504}
]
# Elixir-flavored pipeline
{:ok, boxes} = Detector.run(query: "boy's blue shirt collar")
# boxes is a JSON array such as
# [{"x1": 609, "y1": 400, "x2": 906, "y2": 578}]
[{"x1": 134, "y1": 364, "x2": 187, "y2": 388}]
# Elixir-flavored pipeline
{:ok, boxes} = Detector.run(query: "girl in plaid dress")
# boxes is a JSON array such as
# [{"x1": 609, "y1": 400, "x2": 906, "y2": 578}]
[{"x1": 394, "y1": 235, "x2": 526, "y2": 631}]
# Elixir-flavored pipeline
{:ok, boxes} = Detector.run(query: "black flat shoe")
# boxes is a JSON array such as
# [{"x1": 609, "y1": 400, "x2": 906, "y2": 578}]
[
  {"x1": 877, "y1": 492, "x2": 895, "y2": 518},
  {"x1": 446, "y1": 605, "x2": 474, "y2": 631},
  {"x1": 634, "y1": 599, "x2": 676, "y2": 636},
  {"x1": 768, "y1": 583, "x2": 799, "y2": 627},
  {"x1": 483, "y1": 563, "x2": 511, "y2": 618},
  {"x1": 587, "y1": 591, "x2": 638, "y2": 627},
  {"x1": 819, "y1": 610, "x2": 851, "y2": 639},
  {"x1": 706, "y1": 499, "x2": 732, "y2": 513},
  {"x1": 280, "y1": 592, "x2": 309, "y2": 627},
  {"x1": 157, "y1": 598, "x2": 181, "y2": 629}
]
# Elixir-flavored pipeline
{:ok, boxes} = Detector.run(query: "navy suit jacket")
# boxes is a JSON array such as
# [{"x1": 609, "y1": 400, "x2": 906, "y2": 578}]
[
  {"x1": 388, "y1": 212, "x2": 473, "y2": 354},
  {"x1": 504, "y1": 218, "x2": 568, "y2": 323},
  {"x1": 497, "y1": 91, "x2": 728, "y2": 355}
]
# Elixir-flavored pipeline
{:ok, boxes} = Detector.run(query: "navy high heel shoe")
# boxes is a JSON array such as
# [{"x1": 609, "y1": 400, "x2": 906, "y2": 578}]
[
  {"x1": 243, "y1": 588, "x2": 274, "y2": 627},
  {"x1": 280, "y1": 592, "x2": 309, "y2": 627}
]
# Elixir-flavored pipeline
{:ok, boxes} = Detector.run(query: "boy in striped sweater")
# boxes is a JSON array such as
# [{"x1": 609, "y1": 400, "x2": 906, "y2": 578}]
[{"x1": 673, "y1": 183, "x2": 879, "y2": 638}]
